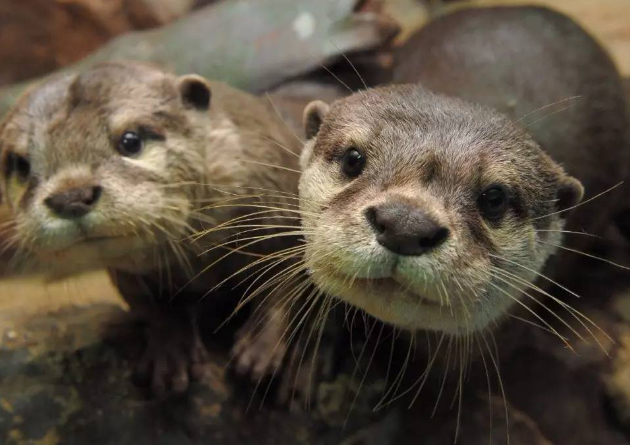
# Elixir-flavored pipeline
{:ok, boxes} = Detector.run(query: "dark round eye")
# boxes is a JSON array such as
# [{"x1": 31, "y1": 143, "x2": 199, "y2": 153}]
[
  {"x1": 117, "y1": 132, "x2": 144, "y2": 156},
  {"x1": 478, "y1": 185, "x2": 508, "y2": 222},
  {"x1": 7, "y1": 153, "x2": 30, "y2": 181},
  {"x1": 341, "y1": 148, "x2": 365, "y2": 178}
]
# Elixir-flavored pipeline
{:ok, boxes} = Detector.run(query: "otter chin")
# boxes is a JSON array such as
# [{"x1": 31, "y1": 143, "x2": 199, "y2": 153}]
[
  {"x1": 310, "y1": 271, "x2": 488, "y2": 334},
  {"x1": 298, "y1": 85, "x2": 584, "y2": 335},
  {"x1": 36, "y1": 235, "x2": 153, "y2": 275}
]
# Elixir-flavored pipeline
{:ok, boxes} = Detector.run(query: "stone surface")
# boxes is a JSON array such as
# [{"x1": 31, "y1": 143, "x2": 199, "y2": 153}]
[
  {"x1": 2, "y1": 280, "x2": 629, "y2": 445},
  {"x1": 0, "y1": 304, "x2": 399, "y2": 445},
  {"x1": 0, "y1": 0, "x2": 399, "y2": 117}
]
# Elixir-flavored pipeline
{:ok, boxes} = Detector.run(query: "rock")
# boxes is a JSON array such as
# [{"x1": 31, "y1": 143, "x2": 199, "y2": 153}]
[
  {"x1": 0, "y1": 304, "x2": 394, "y2": 445},
  {"x1": 398, "y1": 394, "x2": 555, "y2": 445},
  {"x1": 0, "y1": 0, "x2": 399, "y2": 117}
]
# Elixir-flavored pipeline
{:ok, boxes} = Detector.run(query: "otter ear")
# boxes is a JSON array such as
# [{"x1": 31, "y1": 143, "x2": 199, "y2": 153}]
[
  {"x1": 303, "y1": 100, "x2": 329, "y2": 140},
  {"x1": 177, "y1": 75, "x2": 211, "y2": 111},
  {"x1": 555, "y1": 175, "x2": 584, "y2": 217}
]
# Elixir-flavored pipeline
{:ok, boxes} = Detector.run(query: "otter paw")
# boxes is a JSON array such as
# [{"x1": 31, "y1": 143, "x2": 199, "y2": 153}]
[
  {"x1": 231, "y1": 316, "x2": 287, "y2": 382},
  {"x1": 134, "y1": 322, "x2": 210, "y2": 396}
]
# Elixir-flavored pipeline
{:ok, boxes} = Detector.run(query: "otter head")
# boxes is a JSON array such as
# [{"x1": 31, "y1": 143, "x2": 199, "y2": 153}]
[
  {"x1": 0, "y1": 62, "x2": 214, "y2": 274},
  {"x1": 299, "y1": 85, "x2": 583, "y2": 334}
]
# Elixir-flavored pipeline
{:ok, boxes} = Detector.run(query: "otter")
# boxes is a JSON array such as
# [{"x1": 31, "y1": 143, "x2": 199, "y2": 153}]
[
  {"x1": 0, "y1": 61, "x2": 301, "y2": 394},
  {"x1": 296, "y1": 5, "x2": 629, "y2": 336}
]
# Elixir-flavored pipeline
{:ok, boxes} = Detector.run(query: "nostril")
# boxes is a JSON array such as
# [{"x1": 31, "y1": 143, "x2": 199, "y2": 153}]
[
  {"x1": 419, "y1": 227, "x2": 449, "y2": 249},
  {"x1": 86, "y1": 186, "x2": 102, "y2": 206},
  {"x1": 365, "y1": 207, "x2": 385, "y2": 234},
  {"x1": 44, "y1": 185, "x2": 102, "y2": 219}
]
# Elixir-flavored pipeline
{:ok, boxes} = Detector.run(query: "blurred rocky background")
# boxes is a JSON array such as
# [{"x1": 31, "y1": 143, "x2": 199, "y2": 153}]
[{"x1": 1, "y1": 0, "x2": 630, "y2": 444}]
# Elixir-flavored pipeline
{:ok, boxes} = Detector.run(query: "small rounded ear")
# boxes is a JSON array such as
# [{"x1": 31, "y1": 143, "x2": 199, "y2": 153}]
[
  {"x1": 177, "y1": 75, "x2": 211, "y2": 111},
  {"x1": 556, "y1": 175, "x2": 584, "y2": 217},
  {"x1": 303, "y1": 100, "x2": 330, "y2": 140}
]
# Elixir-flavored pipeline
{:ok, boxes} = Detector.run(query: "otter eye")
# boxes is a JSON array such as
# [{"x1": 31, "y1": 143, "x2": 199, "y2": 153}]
[
  {"x1": 7, "y1": 153, "x2": 31, "y2": 181},
  {"x1": 117, "y1": 132, "x2": 144, "y2": 156},
  {"x1": 478, "y1": 185, "x2": 508, "y2": 222},
  {"x1": 341, "y1": 148, "x2": 365, "y2": 178}
]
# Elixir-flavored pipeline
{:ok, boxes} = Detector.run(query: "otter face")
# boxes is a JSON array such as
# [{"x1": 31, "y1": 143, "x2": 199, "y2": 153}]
[
  {"x1": 0, "y1": 63, "x2": 213, "y2": 274},
  {"x1": 299, "y1": 85, "x2": 583, "y2": 334}
]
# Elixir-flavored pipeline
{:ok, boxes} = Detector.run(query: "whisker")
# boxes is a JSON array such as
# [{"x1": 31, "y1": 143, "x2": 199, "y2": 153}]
[
  {"x1": 486, "y1": 276, "x2": 573, "y2": 348},
  {"x1": 431, "y1": 336, "x2": 454, "y2": 418},
  {"x1": 489, "y1": 253, "x2": 582, "y2": 300},
  {"x1": 480, "y1": 331, "x2": 510, "y2": 445},
  {"x1": 159, "y1": 181, "x2": 301, "y2": 199},
  {"x1": 235, "y1": 159, "x2": 301, "y2": 174},
  {"x1": 535, "y1": 229, "x2": 600, "y2": 238},
  {"x1": 265, "y1": 92, "x2": 305, "y2": 145},
  {"x1": 533, "y1": 181, "x2": 623, "y2": 220},
  {"x1": 316, "y1": 59, "x2": 354, "y2": 94},
  {"x1": 507, "y1": 313, "x2": 562, "y2": 336},
  {"x1": 374, "y1": 329, "x2": 416, "y2": 411},
  {"x1": 246, "y1": 285, "x2": 322, "y2": 412},
  {"x1": 235, "y1": 257, "x2": 309, "y2": 316},
  {"x1": 539, "y1": 240, "x2": 630, "y2": 271},
  {"x1": 283, "y1": 289, "x2": 326, "y2": 407},
  {"x1": 488, "y1": 271, "x2": 580, "y2": 346},
  {"x1": 408, "y1": 332, "x2": 447, "y2": 408},
  {"x1": 515, "y1": 96, "x2": 581, "y2": 123},
  {"x1": 329, "y1": 40, "x2": 369, "y2": 90},
  {"x1": 297, "y1": 294, "x2": 333, "y2": 408},
  {"x1": 525, "y1": 103, "x2": 578, "y2": 128},
  {"x1": 493, "y1": 266, "x2": 611, "y2": 351},
  {"x1": 199, "y1": 203, "x2": 317, "y2": 218},
  {"x1": 344, "y1": 321, "x2": 382, "y2": 428},
  {"x1": 260, "y1": 134, "x2": 301, "y2": 158}
]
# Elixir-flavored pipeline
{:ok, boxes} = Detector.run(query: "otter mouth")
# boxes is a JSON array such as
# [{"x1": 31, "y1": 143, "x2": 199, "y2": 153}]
[
  {"x1": 344, "y1": 275, "x2": 444, "y2": 308},
  {"x1": 56, "y1": 234, "x2": 135, "y2": 250},
  {"x1": 320, "y1": 271, "x2": 468, "y2": 332},
  {"x1": 38, "y1": 234, "x2": 147, "y2": 261},
  {"x1": 80, "y1": 235, "x2": 125, "y2": 244},
  {"x1": 28, "y1": 234, "x2": 156, "y2": 277}
]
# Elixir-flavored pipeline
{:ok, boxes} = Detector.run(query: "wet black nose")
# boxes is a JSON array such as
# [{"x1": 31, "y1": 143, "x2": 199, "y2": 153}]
[
  {"x1": 44, "y1": 186, "x2": 102, "y2": 219},
  {"x1": 365, "y1": 202, "x2": 449, "y2": 256}
]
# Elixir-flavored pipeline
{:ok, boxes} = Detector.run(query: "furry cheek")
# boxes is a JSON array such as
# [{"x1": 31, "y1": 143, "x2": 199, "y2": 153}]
[
  {"x1": 121, "y1": 143, "x2": 168, "y2": 176},
  {"x1": 4, "y1": 178, "x2": 27, "y2": 211},
  {"x1": 298, "y1": 162, "x2": 336, "y2": 213}
]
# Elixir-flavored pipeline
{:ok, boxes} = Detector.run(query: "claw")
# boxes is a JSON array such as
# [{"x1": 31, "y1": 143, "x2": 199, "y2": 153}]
[
  {"x1": 133, "y1": 313, "x2": 210, "y2": 396},
  {"x1": 231, "y1": 313, "x2": 287, "y2": 381}
]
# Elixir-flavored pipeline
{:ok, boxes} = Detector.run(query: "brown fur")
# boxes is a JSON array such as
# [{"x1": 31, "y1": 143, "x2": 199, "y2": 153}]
[
  {"x1": 300, "y1": 84, "x2": 581, "y2": 333},
  {"x1": 0, "y1": 61, "x2": 302, "y2": 394},
  {"x1": 296, "y1": 6, "x2": 629, "y2": 337},
  {"x1": 394, "y1": 5, "x2": 630, "y2": 288}
]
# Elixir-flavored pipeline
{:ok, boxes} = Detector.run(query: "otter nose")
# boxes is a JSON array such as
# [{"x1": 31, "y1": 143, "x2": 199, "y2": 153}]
[
  {"x1": 365, "y1": 203, "x2": 449, "y2": 256},
  {"x1": 44, "y1": 186, "x2": 102, "y2": 219}
]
